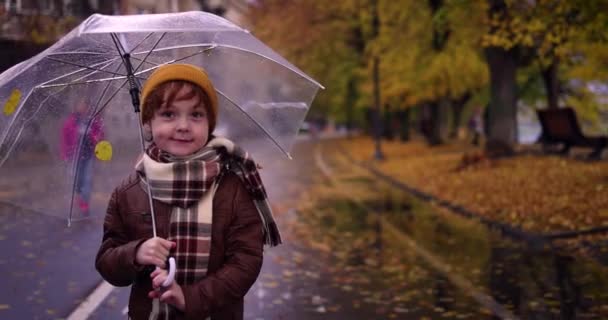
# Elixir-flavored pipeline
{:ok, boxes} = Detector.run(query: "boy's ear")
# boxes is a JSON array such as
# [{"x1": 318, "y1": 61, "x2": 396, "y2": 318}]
[{"x1": 143, "y1": 124, "x2": 153, "y2": 142}]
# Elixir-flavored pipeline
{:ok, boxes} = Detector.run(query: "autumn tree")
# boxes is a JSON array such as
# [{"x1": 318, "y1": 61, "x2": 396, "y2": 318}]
[
  {"x1": 378, "y1": 0, "x2": 487, "y2": 144},
  {"x1": 248, "y1": 0, "x2": 365, "y2": 125},
  {"x1": 480, "y1": 0, "x2": 608, "y2": 151},
  {"x1": 249, "y1": 0, "x2": 608, "y2": 149},
  {"x1": 566, "y1": 41, "x2": 608, "y2": 127}
]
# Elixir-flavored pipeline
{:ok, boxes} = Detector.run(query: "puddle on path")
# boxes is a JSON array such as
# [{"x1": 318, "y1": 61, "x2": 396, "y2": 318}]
[{"x1": 300, "y1": 149, "x2": 608, "y2": 319}]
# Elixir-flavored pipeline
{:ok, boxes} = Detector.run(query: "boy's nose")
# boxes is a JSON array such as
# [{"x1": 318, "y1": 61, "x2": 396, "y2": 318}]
[{"x1": 176, "y1": 117, "x2": 190, "y2": 131}]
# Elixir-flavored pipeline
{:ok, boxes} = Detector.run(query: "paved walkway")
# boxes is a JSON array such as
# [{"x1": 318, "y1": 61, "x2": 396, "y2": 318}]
[{"x1": 2, "y1": 138, "x2": 607, "y2": 319}]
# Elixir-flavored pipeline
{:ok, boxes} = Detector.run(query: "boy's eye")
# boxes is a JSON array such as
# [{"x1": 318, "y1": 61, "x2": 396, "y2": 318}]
[
  {"x1": 160, "y1": 111, "x2": 174, "y2": 118},
  {"x1": 192, "y1": 111, "x2": 206, "y2": 118}
]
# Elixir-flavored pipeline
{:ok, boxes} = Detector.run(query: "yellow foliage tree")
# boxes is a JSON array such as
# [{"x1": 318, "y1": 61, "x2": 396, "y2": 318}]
[
  {"x1": 480, "y1": 0, "x2": 608, "y2": 147},
  {"x1": 248, "y1": 0, "x2": 489, "y2": 136},
  {"x1": 248, "y1": 0, "x2": 365, "y2": 123},
  {"x1": 248, "y1": 0, "x2": 608, "y2": 139}
]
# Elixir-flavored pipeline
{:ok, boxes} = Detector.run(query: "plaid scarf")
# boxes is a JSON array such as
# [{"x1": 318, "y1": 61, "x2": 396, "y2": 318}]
[
  {"x1": 138, "y1": 149, "x2": 215, "y2": 320},
  {"x1": 136, "y1": 137, "x2": 281, "y2": 319},
  {"x1": 136, "y1": 136, "x2": 282, "y2": 247}
]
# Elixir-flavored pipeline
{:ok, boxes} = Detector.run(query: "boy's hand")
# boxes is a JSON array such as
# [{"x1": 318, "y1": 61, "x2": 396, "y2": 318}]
[
  {"x1": 135, "y1": 237, "x2": 175, "y2": 268},
  {"x1": 148, "y1": 268, "x2": 186, "y2": 311}
]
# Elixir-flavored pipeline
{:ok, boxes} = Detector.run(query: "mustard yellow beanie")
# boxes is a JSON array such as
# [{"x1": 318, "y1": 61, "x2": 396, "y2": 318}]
[{"x1": 140, "y1": 64, "x2": 218, "y2": 131}]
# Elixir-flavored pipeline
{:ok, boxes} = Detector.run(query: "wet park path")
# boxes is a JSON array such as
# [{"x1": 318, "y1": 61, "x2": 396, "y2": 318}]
[{"x1": 1, "y1": 137, "x2": 607, "y2": 319}]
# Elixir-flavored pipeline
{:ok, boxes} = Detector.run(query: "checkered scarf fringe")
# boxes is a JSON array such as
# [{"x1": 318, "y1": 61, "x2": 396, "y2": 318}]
[{"x1": 136, "y1": 136, "x2": 282, "y2": 247}]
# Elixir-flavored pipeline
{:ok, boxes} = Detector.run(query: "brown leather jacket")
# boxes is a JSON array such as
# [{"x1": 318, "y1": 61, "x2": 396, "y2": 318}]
[{"x1": 95, "y1": 172, "x2": 264, "y2": 320}]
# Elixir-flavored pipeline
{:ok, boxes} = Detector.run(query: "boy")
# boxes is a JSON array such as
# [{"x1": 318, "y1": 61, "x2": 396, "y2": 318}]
[{"x1": 96, "y1": 64, "x2": 280, "y2": 320}]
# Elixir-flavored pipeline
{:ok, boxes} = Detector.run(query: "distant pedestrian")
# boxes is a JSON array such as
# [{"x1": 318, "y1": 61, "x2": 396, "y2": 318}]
[
  {"x1": 95, "y1": 64, "x2": 280, "y2": 320},
  {"x1": 468, "y1": 106, "x2": 484, "y2": 146},
  {"x1": 60, "y1": 100, "x2": 104, "y2": 216}
]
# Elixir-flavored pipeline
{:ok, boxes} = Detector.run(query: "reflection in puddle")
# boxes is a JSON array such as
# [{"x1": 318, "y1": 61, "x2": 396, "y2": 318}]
[{"x1": 303, "y1": 179, "x2": 608, "y2": 319}]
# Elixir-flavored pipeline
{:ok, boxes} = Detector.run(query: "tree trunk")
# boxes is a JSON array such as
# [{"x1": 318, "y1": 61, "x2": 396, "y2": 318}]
[
  {"x1": 52, "y1": 0, "x2": 63, "y2": 16},
  {"x1": 345, "y1": 78, "x2": 356, "y2": 139},
  {"x1": 420, "y1": 104, "x2": 432, "y2": 140},
  {"x1": 426, "y1": 0, "x2": 450, "y2": 146},
  {"x1": 428, "y1": 98, "x2": 450, "y2": 145},
  {"x1": 427, "y1": 102, "x2": 440, "y2": 145},
  {"x1": 98, "y1": 0, "x2": 116, "y2": 14},
  {"x1": 371, "y1": 0, "x2": 383, "y2": 160},
  {"x1": 485, "y1": 45, "x2": 518, "y2": 155},
  {"x1": 449, "y1": 92, "x2": 471, "y2": 139},
  {"x1": 383, "y1": 103, "x2": 395, "y2": 140},
  {"x1": 450, "y1": 103, "x2": 464, "y2": 139},
  {"x1": 372, "y1": 56, "x2": 384, "y2": 159},
  {"x1": 399, "y1": 108, "x2": 410, "y2": 142},
  {"x1": 542, "y1": 59, "x2": 560, "y2": 109},
  {"x1": 83, "y1": 1, "x2": 95, "y2": 16}
]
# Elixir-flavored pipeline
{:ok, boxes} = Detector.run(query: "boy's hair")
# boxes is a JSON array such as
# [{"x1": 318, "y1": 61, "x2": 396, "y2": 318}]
[{"x1": 141, "y1": 80, "x2": 216, "y2": 134}]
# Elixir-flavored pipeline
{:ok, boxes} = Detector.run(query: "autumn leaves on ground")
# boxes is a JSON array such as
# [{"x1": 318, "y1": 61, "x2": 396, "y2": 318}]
[
  {"x1": 280, "y1": 137, "x2": 608, "y2": 319},
  {"x1": 332, "y1": 136, "x2": 608, "y2": 235}
]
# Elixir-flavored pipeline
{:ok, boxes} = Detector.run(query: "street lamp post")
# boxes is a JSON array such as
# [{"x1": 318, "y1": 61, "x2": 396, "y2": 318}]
[{"x1": 371, "y1": 0, "x2": 384, "y2": 160}]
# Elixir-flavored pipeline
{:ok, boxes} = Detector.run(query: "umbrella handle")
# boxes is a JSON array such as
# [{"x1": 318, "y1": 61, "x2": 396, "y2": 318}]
[{"x1": 161, "y1": 257, "x2": 176, "y2": 288}]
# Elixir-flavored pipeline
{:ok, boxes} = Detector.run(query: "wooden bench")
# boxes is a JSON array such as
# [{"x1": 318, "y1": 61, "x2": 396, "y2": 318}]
[{"x1": 536, "y1": 107, "x2": 607, "y2": 159}]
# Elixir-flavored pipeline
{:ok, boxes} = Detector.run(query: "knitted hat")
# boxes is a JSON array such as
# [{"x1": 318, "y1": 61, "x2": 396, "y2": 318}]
[{"x1": 140, "y1": 64, "x2": 218, "y2": 132}]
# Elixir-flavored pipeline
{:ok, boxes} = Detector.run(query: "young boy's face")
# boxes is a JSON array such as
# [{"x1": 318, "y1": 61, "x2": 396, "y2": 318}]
[{"x1": 149, "y1": 84, "x2": 209, "y2": 156}]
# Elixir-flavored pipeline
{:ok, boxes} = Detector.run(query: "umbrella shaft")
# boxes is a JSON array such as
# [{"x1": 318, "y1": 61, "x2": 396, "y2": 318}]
[
  {"x1": 136, "y1": 104, "x2": 159, "y2": 238},
  {"x1": 123, "y1": 53, "x2": 158, "y2": 238},
  {"x1": 123, "y1": 53, "x2": 141, "y2": 112},
  {"x1": 130, "y1": 88, "x2": 140, "y2": 112}
]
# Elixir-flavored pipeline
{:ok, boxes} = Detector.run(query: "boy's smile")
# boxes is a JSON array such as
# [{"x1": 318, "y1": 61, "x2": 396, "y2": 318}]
[{"x1": 149, "y1": 84, "x2": 209, "y2": 156}]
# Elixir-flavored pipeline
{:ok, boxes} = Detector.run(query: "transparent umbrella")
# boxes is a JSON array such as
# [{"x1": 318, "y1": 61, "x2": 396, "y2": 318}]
[{"x1": 0, "y1": 11, "x2": 323, "y2": 230}]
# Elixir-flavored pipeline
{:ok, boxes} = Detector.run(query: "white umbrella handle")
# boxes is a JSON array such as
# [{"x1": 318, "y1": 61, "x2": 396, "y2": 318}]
[{"x1": 160, "y1": 257, "x2": 176, "y2": 288}]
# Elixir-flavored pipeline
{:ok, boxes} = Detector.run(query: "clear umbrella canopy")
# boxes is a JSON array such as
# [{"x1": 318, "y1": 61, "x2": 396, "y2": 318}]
[{"x1": 0, "y1": 11, "x2": 322, "y2": 222}]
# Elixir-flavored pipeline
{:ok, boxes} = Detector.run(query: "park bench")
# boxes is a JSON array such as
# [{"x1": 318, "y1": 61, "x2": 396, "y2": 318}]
[{"x1": 536, "y1": 107, "x2": 607, "y2": 159}]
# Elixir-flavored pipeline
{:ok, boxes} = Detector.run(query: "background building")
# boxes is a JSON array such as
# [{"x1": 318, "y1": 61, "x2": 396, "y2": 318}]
[
  {"x1": 117, "y1": 0, "x2": 249, "y2": 25},
  {"x1": 0, "y1": 0, "x2": 251, "y2": 72}
]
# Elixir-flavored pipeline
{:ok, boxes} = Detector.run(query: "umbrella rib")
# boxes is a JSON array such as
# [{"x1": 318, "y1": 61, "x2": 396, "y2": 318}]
[
  {"x1": 215, "y1": 89, "x2": 292, "y2": 159},
  {"x1": 1, "y1": 58, "x2": 126, "y2": 166},
  {"x1": 129, "y1": 46, "x2": 297, "y2": 158},
  {"x1": 54, "y1": 59, "x2": 118, "y2": 85},
  {"x1": 46, "y1": 51, "x2": 114, "y2": 56},
  {"x1": 110, "y1": 33, "x2": 133, "y2": 79},
  {"x1": 1, "y1": 57, "x2": 123, "y2": 165},
  {"x1": 118, "y1": 49, "x2": 295, "y2": 158},
  {"x1": 134, "y1": 32, "x2": 167, "y2": 74},
  {"x1": 42, "y1": 58, "x2": 121, "y2": 85},
  {"x1": 220, "y1": 44, "x2": 324, "y2": 89},
  {"x1": 131, "y1": 43, "x2": 216, "y2": 56},
  {"x1": 110, "y1": 32, "x2": 162, "y2": 237},
  {"x1": 0, "y1": 88, "x2": 34, "y2": 166},
  {"x1": 44, "y1": 56, "x2": 126, "y2": 77},
  {"x1": 91, "y1": 79, "x2": 129, "y2": 119},
  {"x1": 88, "y1": 59, "x2": 132, "y2": 119},
  {"x1": 68, "y1": 62, "x2": 129, "y2": 224},
  {"x1": 37, "y1": 74, "x2": 146, "y2": 89},
  {"x1": 80, "y1": 33, "x2": 120, "y2": 53},
  {"x1": 37, "y1": 57, "x2": 145, "y2": 89},
  {"x1": 37, "y1": 57, "x2": 121, "y2": 87},
  {"x1": 132, "y1": 47, "x2": 217, "y2": 76},
  {"x1": 69, "y1": 79, "x2": 129, "y2": 223},
  {"x1": 5, "y1": 59, "x2": 119, "y2": 131},
  {"x1": 131, "y1": 43, "x2": 324, "y2": 89},
  {"x1": 111, "y1": 33, "x2": 129, "y2": 56},
  {"x1": 129, "y1": 32, "x2": 155, "y2": 54}
]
